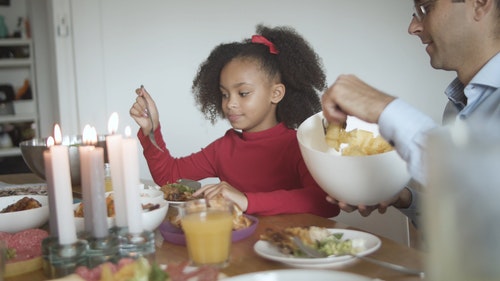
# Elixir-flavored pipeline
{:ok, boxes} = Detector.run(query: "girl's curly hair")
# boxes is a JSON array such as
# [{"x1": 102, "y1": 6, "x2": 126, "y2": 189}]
[{"x1": 192, "y1": 24, "x2": 326, "y2": 129}]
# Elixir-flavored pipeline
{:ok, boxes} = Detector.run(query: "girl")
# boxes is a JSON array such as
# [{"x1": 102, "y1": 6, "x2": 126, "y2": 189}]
[{"x1": 130, "y1": 24, "x2": 338, "y2": 218}]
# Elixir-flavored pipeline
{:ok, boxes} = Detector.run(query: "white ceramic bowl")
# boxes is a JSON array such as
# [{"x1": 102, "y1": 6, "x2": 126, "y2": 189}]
[
  {"x1": 73, "y1": 203, "x2": 115, "y2": 233},
  {"x1": 73, "y1": 198, "x2": 168, "y2": 233},
  {"x1": 142, "y1": 199, "x2": 168, "y2": 231},
  {"x1": 139, "y1": 188, "x2": 164, "y2": 204},
  {"x1": 297, "y1": 112, "x2": 411, "y2": 205},
  {"x1": 0, "y1": 195, "x2": 49, "y2": 233}
]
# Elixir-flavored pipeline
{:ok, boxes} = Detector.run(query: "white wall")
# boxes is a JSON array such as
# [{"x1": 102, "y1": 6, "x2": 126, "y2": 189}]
[{"x1": 43, "y1": 0, "x2": 455, "y2": 181}]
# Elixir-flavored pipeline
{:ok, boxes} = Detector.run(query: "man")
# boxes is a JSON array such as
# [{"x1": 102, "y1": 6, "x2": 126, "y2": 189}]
[{"x1": 321, "y1": 0, "x2": 500, "y2": 225}]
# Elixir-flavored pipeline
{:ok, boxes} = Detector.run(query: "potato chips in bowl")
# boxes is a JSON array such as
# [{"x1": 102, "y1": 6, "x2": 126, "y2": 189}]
[{"x1": 297, "y1": 112, "x2": 410, "y2": 205}]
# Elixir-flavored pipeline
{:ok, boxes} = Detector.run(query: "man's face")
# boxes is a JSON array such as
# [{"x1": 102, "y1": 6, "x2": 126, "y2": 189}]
[{"x1": 408, "y1": 0, "x2": 471, "y2": 72}]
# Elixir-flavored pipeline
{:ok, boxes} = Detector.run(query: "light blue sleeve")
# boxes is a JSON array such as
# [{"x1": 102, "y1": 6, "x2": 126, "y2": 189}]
[{"x1": 378, "y1": 99, "x2": 437, "y2": 185}]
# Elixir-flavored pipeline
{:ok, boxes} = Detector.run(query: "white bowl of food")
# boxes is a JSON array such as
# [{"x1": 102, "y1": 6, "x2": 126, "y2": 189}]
[
  {"x1": 0, "y1": 195, "x2": 49, "y2": 233},
  {"x1": 297, "y1": 112, "x2": 411, "y2": 205},
  {"x1": 73, "y1": 195, "x2": 168, "y2": 233},
  {"x1": 142, "y1": 199, "x2": 168, "y2": 231},
  {"x1": 139, "y1": 188, "x2": 164, "y2": 204}
]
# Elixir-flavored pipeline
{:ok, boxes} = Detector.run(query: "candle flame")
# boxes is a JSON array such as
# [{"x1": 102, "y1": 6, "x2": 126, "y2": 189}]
[
  {"x1": 46, "y1": 136, "x2": 54, "y2": 147},
  {"x1": 125, "y1": 126, "x2": 131, "y2": 138},
  {"x1": 82, "y1": 125, "x2": 98, "y2": 145},
  {"x1": 53, "y1": 124, "x2": 62, "y2": 145},
  {"x1": 108, "y1": 112, "x2": 119, "y2": 135}
]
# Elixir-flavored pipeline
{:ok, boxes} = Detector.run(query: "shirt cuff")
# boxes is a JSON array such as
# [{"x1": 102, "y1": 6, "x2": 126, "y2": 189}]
[{"x1": 378, "y1": 99, "x2": 437, "y2": 184}]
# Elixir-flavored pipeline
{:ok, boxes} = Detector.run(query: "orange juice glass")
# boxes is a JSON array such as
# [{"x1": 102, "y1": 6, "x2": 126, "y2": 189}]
[{"x1": 180, "y1": 198, "x2": 233, "y2": 267}]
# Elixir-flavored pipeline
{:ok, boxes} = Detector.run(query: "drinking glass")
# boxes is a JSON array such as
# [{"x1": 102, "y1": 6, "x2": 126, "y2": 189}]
[
  {"x1": 425, "y1": 120, "x2": 500, "y2": 281},
  {"x1": 180, "y1": 198, "x2": 233, "y2": 268}
]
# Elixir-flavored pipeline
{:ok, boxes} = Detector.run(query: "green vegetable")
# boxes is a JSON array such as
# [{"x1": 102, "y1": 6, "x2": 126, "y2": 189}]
[
  {"x1": 316, "y1": 233, "x2": 354, "y2": 256},
  {"x1": 170, "y1": 183, "x2": 194, "y2": 193},
  {"x1": 149, "y1": 263, "x2": 169, "y2": 281}
]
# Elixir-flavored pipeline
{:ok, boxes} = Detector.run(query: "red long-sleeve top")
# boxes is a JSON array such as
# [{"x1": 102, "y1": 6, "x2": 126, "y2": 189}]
[{"x1": 138, "y1": 123, "x2": 339, "y2": 218}]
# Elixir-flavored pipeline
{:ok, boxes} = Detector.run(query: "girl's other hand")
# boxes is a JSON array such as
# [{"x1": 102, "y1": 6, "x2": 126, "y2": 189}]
[{"x1": 193, "y1": 181, "x2": 249, "y2": 212}]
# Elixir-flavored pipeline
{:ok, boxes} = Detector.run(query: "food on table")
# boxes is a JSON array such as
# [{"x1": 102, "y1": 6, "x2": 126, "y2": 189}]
[
  {"x1": 0, "y1": 196, "x2": 42, "y2": 213},
  {"x1": 231, "y1": 203, "x2": 253, "y2": 230},
  {"x1": 1, "y1": 228, "x2": 49, "y2": 277},
  {"x1": 260, "y1": 226, "x2": 366, "y2": 257},
  {"x1": 74, "y1": 193, "x2": 159, "y2": 218},
  {"x1": 159, "y1": 183, "x2": 199, "y2": 202},
  {"x1": 325, "y1": 123, "x2": 393, "y2": 156},
  {"x1": 74, "y1": 257, "x2": 220, "y2": 281}
]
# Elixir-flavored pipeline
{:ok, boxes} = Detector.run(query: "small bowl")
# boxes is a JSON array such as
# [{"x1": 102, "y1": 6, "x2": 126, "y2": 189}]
[
  {"x1": 0, "y1": 195, "x2": 49, "y2": 233},
  {"x1": 142, "y1": 199, "x2": 168, "y2": 231},
  {"x1": 19, "y1": 135, "x2": 108, "y2": 186},
  {"x1": 139, "y1": 188, "x2": 164, "y2": 203},
  {"x1": 297, "y1": 112, "x2": 411, "y2": 205},
  {"x1": 73, "y1": 198, "x2": 168, "y2": 233}
]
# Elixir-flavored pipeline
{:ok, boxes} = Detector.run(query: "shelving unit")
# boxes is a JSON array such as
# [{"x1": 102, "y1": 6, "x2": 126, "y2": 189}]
[{"x1": 0, "y1": 38, "x2": 38, "y2": 158}]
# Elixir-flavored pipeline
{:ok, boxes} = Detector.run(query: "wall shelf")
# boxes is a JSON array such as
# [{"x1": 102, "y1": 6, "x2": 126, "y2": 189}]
[{"x1": 0, "y1": 38, "x2": 38, "y2": 160}]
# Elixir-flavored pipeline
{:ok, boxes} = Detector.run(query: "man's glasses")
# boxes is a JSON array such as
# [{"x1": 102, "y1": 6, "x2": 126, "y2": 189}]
[{"x1": 412, "y1": 1, "x2": 435, "y2": 22}]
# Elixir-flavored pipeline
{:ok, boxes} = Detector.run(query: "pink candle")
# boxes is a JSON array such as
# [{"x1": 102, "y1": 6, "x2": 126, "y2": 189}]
[
  {"x1": 106, "y1": 112, "x2": 127, "y2": 227},
  {"x1": 45, "y1": 124, "x2": 77, "y2": 245},
  {"x1": 79, "y1": 125, "x2": 108, "y2": 238},
  {"x1": 122, "y1": 126, "x2": 143, "y2": 234}
]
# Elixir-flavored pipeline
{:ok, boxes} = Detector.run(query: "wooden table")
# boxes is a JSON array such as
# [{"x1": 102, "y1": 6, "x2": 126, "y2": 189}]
[{"x1": 2, "y1": 174, "x2": 425, "y2": 281}]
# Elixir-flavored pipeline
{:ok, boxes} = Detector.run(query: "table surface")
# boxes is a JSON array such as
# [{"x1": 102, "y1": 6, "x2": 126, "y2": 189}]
[{"x1": 2, "y1": 174, "x2": 425, "y2": 281}]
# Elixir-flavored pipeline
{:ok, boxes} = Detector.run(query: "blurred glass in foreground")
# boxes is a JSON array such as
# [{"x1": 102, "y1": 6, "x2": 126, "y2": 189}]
[{"x1": 425, "y1": 118, "x2": 500, "y2": 281}]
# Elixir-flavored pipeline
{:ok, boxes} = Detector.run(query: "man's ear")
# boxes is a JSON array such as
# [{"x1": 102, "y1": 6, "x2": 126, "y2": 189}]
[
  {"x1": 271, "y1": 83, "x2": 285, "y2": 104},
  {"x1": 473, "y1": 0, "x2": 493, "y2": 20}
]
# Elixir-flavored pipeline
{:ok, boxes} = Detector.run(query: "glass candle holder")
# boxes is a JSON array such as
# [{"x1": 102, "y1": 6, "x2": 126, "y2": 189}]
[
  {"x1": 44, "y1": 239, "x2": 88, "y2": 279},
  {"x1": 117, "y1": 229, "x2": 155, "y2": 264}
]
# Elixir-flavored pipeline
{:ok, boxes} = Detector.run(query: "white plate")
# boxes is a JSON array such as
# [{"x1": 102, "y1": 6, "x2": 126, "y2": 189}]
[
  {"x1": 253, "y1": 229, "x2": 381, "y2": 269},
  {"x1": 0, "y1": 183, "x2": 47, "y2": 197},
  {"x1": 223, "y1": 269, "x2": 372, "y2": 281}
]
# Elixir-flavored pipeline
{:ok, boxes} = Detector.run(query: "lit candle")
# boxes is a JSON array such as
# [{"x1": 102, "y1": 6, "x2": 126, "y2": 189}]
[
  {"x1": 44, "y1": 124, "x2": 77, "y2": 245},
  {"x1": 122, "y1": 126, "x2": 143, "y2": 234},
  {"x1": 79, "y1": 125, "x2": 108, "y2": 238},
  {"x1": 43, "y1": 136, "x2": 58, "y2": 236},
  {"x1": 106, "y1": 112, "x2": 127, "y2": 227}
]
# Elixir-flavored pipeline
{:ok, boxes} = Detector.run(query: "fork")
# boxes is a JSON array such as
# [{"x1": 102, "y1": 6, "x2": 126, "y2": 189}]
[
  {"x1": 292, "y1": 237, "x2": 425, "y2": 278},
  {"x1": 140, "y1": 85, "x2": 164, "y2": 152},
  {"x1": 321, "y1": 118, "x2": 346, "y2": 135}
]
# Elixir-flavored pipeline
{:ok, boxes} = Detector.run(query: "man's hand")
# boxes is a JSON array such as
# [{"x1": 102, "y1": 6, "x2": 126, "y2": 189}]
[{"x1": 326, "y1": 187, "x2": 412, "y2": 217}]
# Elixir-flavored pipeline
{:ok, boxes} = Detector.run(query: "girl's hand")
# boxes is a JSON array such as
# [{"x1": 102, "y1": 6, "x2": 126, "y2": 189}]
[
  {"x1": 193, "y1": 181, "x2": 249, "y2": 212},
  {"x1": 129, "y1": 86, "x2": 160, "y2": 135}
]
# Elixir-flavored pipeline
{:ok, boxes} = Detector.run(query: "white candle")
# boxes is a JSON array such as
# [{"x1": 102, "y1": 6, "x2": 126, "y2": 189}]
[
  {"x1": 106, "y1": 112, "x2": 127, "y2": 227},
  {"x1": 80, "y1": 125, "x2": 108, "y2": 238},
  {"x1": 47, "y1": 124, "x2": 77, "y2": 245},
  {"x1": 43, "y1": 137, "x2": 58, "y2": 236},
  {"x1": 122, "y1": 126, "x2": 143, "y2": 234}
]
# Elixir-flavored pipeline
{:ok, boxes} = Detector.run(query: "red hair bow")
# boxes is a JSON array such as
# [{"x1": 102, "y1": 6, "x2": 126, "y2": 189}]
[{"x1": 251, "y1": 35, "x2": 279, "y2": 55}]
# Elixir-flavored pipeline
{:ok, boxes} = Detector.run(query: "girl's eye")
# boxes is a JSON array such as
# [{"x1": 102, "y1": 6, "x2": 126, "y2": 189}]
[
  {"x1": 240, "y1": 92, "x2": 250, "y2": 97},
  {"x1": 221, "y1": 93, "x2": 229, "y2": 99}
]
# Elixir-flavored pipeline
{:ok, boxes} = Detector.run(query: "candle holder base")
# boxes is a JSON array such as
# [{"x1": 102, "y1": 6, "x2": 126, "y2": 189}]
[
  {"x1": 41, "y1": 236, "x2": 58, "y2": 278},
  {"x1": 84, "y1": 235, "x2": 120, "y2": 268},
  {"x1": 43, "y1": 239, "x2": 88, "y2": 279},
  {"x1": 116, "y1": 228, "x2": 156, "y2": 264}
]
